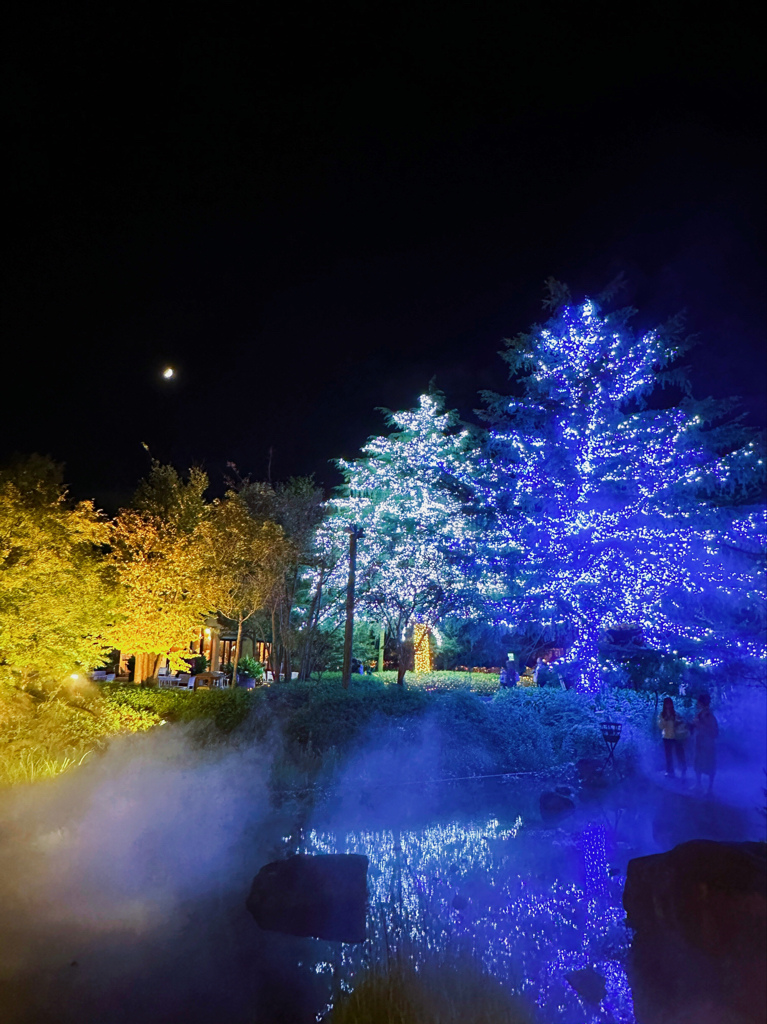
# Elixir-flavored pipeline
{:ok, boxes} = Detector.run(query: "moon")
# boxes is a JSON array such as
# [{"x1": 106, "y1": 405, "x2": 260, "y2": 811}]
[{"x1": 162, "y1": 367, "x2": 175, "y2": 379}]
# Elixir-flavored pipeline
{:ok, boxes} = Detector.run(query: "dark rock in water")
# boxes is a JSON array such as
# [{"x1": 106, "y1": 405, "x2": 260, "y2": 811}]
[
  {"x1": 246, "y1": 853, "x2": 368, "y2": 943},
  {"x1": 539, "y1": 790, "x2": 575, "y2": 823},
  {"x1": 624, "y1": 839, "x2": 767, "y2": 1024},
  {"x1": 451, "y1": 893, "x2": 469, "y2": 911},
  {"x1": 565, "y1": 967, "x2": 606, "y2": 1005},
  {"x1": 555, "y1": 785, "x2": 574, "y2": 798}
]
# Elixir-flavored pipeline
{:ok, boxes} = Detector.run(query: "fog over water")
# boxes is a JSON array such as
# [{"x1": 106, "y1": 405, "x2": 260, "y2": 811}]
[{"x1": 0, "y1": 694, "x2": 765, "y2": 1024}]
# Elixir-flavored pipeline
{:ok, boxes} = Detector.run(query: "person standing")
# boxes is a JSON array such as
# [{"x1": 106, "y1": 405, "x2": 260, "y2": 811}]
[
  {"x1": 693, "y1": 693, "x2": 719, "y2": 795},
  {"x1": 658, "y1": 697, "x2": 687, "y2": 778},
  {"x1": 503, "y1": 653, "x2": 519, "y2": 687}
]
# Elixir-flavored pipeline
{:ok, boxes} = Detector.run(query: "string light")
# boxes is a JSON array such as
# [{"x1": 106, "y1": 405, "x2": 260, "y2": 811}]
[
  {"x1": 414, "y1": 622, "x2": 433, "y2": 672},
  {"x1": 478, "y1": 299, "x2": 766, "y2": 690}
]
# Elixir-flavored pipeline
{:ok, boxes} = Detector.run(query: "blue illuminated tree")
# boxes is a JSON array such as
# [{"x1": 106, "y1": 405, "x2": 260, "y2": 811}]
[
  {"x1": 479, "y1": 290, "x2": 766, "y2": 691},
  {"x1": 331, "y1": 393, "x2": 477, "y2": 683}
]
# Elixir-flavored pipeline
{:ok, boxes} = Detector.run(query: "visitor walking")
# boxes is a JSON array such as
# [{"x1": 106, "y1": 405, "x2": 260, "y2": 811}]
[
  {"x1": 658, "y1": 697, "x2": 687, "y2": 778},
  {"x1": 692, "y1": 693, "x2": 719, "y2": 795}
]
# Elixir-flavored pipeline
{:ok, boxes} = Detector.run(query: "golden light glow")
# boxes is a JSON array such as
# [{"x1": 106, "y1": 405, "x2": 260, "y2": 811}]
[
  {"x1": 163, "y1": 367, "x2": 174, "y2": 379},
  {"x1": 413, "y1": 622, "x2": 432, "y2": 673}
]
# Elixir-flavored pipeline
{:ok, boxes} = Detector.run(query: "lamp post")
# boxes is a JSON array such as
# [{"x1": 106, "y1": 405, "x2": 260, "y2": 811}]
[{"x1": 341, "y1": 525, "x2": 364, "y2": 689}]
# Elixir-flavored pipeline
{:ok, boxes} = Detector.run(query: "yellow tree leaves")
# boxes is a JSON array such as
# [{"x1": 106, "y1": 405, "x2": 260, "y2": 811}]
[
  {"x1": 200, "y1": 494, "x2": 290, "y2": 679},
  {"x1": 108, "y1": 465, "x2": 211, "y2": 673},
  {"x1": 0, "y1": 457, "x2": 114, "y2": 682}
]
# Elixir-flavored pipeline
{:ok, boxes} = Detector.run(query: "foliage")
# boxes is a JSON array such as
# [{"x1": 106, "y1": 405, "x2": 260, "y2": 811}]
[
  {"x1": 200, "y1": 490, "x2": 288, "y2": 681},
  {"x1": 331, "y1": 393, "x2": 478, "y2": 683},
  {"x1": 373, "y1": 669, "x2": 500, "y2": 694},
  {"x1": 479, "y1": 295, "x2": 767, "y2": 690},
  {"x1": 0, "y1": 455, "x2": 115, "y2": 683},
  {"x1": 0, "y1": 678, "x2": 158, "y2": 786},
  {"x1": 328, "y1": 951, "x2": 533, "y2": 1024},
  {"x1": 237, "y1": 476, "x2": 326, "y2": 681},
  {"x1": 1, "y1": 672, "x2": 757, "y2": 794},
  {"x1": 236, "y1": 654, "x2": 263, "y2": 680},
  {"x1": 109, "y1": 462, "x2": 211, "y2": 675}
]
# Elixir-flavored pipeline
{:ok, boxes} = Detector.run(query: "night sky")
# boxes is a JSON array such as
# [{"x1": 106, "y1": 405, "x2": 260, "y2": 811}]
[{"x1": 4, "y1": 5, "x2": 765, "y2": 511}]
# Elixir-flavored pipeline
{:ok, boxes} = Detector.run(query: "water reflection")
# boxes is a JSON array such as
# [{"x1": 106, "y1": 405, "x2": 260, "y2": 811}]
[{"x1": 295, "y1": 815, "x2": 636, "y2": 1023}]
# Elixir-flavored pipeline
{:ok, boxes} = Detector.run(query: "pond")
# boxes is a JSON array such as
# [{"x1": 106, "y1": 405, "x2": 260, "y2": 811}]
[{"x1": 0, "y1": 729, "x2": 762, "y2": 1024}]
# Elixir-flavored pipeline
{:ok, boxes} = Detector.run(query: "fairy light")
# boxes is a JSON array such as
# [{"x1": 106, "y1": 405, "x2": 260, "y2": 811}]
[
  {"x1": 328, "y1": 394, "x2": 479, "y2": 643},
  {"x1": 413, "y1": 622, "x2": 432, "y2": 672},
  {"x1": 478, "y1": 299, "x2": 766, "y2": 691},
  {"x1": 298, "y1": 814, "x2": 635, "y2": 1023}
]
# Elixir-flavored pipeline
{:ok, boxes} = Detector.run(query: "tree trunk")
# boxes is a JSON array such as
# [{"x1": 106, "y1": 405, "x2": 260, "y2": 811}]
[
  {"x1": 396, "y1": 641, "x2": 407, "y2": 686},
  {"x1": 134, "y1": 652, "x2": 148, "y2": 684},
  {"x1": 298, "y1": 571, "x2": 324, "y2": 681},
  {"x1": 378, "y1": 624, "x2": 385, "y2": 673},
  {"x1": 270, "y1": 606, "x2": 279, "y2": 682},
  {"x1": 231, "y1": 615, "x2": 244, "y2": 688}
]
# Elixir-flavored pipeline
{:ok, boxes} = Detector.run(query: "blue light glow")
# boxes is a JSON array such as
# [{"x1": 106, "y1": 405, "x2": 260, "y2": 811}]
[{"x1": 296, "y1": 815, "x2": 636, "y2": 1023}]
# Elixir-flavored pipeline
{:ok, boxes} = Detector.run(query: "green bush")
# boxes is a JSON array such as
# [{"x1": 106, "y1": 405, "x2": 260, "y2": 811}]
[{"x1": 236, "y1": 655, "x2": 264, "y2": 680}]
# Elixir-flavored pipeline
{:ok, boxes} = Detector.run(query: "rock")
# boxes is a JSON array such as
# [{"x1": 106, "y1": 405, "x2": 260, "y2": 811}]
[
  {"x1": 623, "y1": 840, "x2": 767, "y2": 1024},
  {"x1": 451, "y1": 894, "x2": 469, "y2": 911},
  {"x1": 539, "y1": 790, "x2": 575, "y2": 824},
  {"x1": 565, "y1": 967, "x2": 606, "y2": 1005},
  {"x1": 246, "y1": 853, "x2": 368, "y2": 943}
]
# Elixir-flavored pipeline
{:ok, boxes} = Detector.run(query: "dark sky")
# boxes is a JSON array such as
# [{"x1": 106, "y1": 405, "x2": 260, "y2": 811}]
[{"x1": 3, "y1": 4, "x2": 765, "y2": 510}]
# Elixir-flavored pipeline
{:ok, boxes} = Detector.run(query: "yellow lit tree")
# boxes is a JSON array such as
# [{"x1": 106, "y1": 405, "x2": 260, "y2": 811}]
[
  {"x1": 200, "y1": 493, "x2": 289, "y2": 685},
  {"x1": 0, "y1": 455, "x2": 115, "y2": 684},
  {"x1": 109, "y1": 463, "x2": 211, "y2": 680}
]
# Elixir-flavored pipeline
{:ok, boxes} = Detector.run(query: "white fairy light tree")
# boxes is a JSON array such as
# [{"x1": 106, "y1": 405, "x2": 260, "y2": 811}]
[
  {"x1": 479, "y1": 289, "x2": 766, "y2": 691},
  {"x1": 331, "y1": 392, "x2": 477, "y2": 683}
]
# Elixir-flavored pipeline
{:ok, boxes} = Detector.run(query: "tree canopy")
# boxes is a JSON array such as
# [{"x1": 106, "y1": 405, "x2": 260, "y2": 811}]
[
  {"x1": 331, "y1": 393, "x2": 478, "y2": 682},
  {"x1": 478, "y1": 295, "x2": 766, "y2": 689},
  {"x1": 0, "y1": 456, "x2": 114, "y2": 683}
]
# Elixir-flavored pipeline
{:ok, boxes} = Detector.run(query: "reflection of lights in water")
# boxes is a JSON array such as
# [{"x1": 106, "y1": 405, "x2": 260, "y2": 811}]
[{"x1": 301, "y1": 816, "x2": 635, "y2": 1023}]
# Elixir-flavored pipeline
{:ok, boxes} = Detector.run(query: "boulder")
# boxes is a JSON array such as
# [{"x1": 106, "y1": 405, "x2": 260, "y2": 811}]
[
  {"x1": 246, "y1": 853, "x2": 368, "y2": 943},
  {"x1": 623, "y1": 840, "x2": 767, "y2": 1024},
  {"x1": 539, "y1": 790, "x2": 575, "y2": 824}
]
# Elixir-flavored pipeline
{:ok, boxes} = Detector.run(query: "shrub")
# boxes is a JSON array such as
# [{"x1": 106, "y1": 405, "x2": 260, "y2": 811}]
[
  {"x1": 328, "y1": 952, "x2": 533, "y2": 1024},
  {"x1": 236, "y1": 655, "x2": 264, "y2": 681}
]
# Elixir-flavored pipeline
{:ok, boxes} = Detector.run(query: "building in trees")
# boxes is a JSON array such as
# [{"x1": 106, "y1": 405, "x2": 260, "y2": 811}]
[{"x1": 479, "y1": 292, "x2": 766, "y2": 691}]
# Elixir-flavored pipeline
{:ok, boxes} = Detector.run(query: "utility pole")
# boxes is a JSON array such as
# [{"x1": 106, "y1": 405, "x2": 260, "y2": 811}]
[{"x1": 341, "y1": 525, "x2": 363, "y2": 689}]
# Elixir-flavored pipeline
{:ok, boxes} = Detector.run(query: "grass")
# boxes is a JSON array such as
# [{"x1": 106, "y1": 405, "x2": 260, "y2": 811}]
[{"x1": 327, "y1": 951, "x2": 533, "y2": 1024}]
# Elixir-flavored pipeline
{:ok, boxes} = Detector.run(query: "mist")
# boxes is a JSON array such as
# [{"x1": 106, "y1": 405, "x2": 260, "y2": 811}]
[
  {"x1": 0, "y1": 687, "x2": 764, "y2": 1024},
  {"x1": 0, "y1": 724, "x2": 293, "y2": 1024}
]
